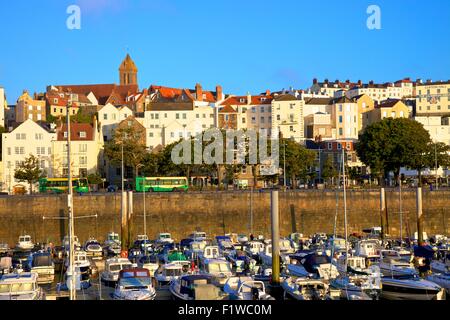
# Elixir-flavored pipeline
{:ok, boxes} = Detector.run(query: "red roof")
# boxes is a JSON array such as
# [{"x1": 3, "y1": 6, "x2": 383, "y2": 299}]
[
  {"x1": 219, "y1": 105, "x2": 237, "y2": 113},
  {"x1": 57, "y1": 123, "x2": 94, "y2": 141},
  {"x1": 53, "y1": 84, "x2": 139, "y2": 105},
  {"x1": 150, "y1": 84, "x2": 219, "y2": 103},
  {"x1": 220, "y1": 95, "x2": 273, "y2": 106}
]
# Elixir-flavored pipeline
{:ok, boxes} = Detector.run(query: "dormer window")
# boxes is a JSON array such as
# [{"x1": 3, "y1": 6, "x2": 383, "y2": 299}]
[
  {"x1": 79, "y1": 131, "x2": 86, "y2": 138},
  {"x1": 64, "y1": 132, "x2": 68, "y2": 138},
  {"x1": 54, "y1": 98, "x2": 58, "y2": 104},
  {"x1": 239, "y1": 98, "x2": 245, "y2": 103}
]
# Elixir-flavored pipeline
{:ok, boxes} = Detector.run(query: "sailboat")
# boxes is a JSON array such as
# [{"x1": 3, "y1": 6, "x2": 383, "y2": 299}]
[{"x1": 329, "y1": 144, "x2": 382, "y2": 300}]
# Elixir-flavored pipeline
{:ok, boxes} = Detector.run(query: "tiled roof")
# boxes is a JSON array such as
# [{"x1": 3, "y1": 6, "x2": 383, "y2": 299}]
[
  {"x1": 273, "y1": 94, "x2": 298, "y2": 101},
  {"x1": 304, "y1": 97, "x2": 332, "y2": 105},
  {"x1": 53, "y1": 84, "x2": 139, "y2": 105},
  {"x1": 149, "y1": 84, "x2": 220, "y2": 103},
  {"x1": 375, "y1": 99, "x2": 402, "y2": 109},
  {"x1": 220, "y1": 95, "x2": 273, "y2": 106},
  {"x1": 56, "y1": 123, "x2": 94, "y2": 141},
  {"x1": 219, "y1": 105, "x2": 237, "y2": 113}
]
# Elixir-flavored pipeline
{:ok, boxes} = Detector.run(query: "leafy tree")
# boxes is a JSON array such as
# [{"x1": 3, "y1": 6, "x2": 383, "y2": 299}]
[
  {"x1": 87, "y1": 173, "x2": 103, "y2": 186},
  {"x1": 321, "y1": 154, "x2": 338, "y2": 185},
  {"x1": 356, "y1": 118, "x2": 431, "y2": 186},
  {"x1": 14, "y1": 154, "x2": 45, "y2": 194},
  {"x1": 409, "y1": 141, "x2": 450, "y2": 185},
  {"x1": 104, "y1": 126, "x2": 148, "y2": 187},
  {"x1": 280, "y1": 138, "x2": 316, "y2": 188}
]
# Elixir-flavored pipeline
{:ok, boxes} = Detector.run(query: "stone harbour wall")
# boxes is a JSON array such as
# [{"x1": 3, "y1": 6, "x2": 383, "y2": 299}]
[{"x1": 0, "y1": 190, "x2": 448, "y2": 246}]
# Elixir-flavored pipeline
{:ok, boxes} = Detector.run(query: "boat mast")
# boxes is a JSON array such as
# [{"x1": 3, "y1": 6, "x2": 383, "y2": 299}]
[
  {"x1": 342, "y1": 143, "x2": 348, "y2": 272},
  {"x1": 66, "y1": 101, "x2": 76, "y2": 300}
]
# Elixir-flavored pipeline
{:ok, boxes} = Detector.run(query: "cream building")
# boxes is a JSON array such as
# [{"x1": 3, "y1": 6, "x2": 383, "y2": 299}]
[
  {"x1": 351, "y1": 94, "x2": 375, "y2": 133},
  {"x1": 416, "y1": 80, "x2": 450, "y2": 117},
  {"x1": 15, "y1": 90, "x2": 46, "y2": 123},
  {"x1": 330, "y1": 97, "x2": 359, "y2": 140},
  {"x1": 0, "y1": 86, "x2": 5, "y2": 127},
  {"x1": 414, "y1": 116, "x2": 450, "y2": 146},
  {"x1": 98, "y1": 104, "x2": 133, "y2": 142},
  {"x1": 363, "y1": 99, "x2": 410, "y2": 130},
  {"x1": 51, "y1": 122, "x2": 103, "y2": 178},
  {"x1": 346, "y1": 79, "x2": 414, "y2": 102},
  {"x1": 1, "y1": 120, "x2": 56, "y2": 194},
  {"x1": 271, "y1": 94, "x2": 304, "y2": 142}
]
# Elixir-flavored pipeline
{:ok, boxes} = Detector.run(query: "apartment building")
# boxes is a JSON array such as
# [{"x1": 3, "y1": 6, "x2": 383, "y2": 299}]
[
  {"x1": 15, "y1": 90, "x2": 46, "y2": 123},
  {"x1": 416, "y1": 80, "x2": 450, "y2": 117}
]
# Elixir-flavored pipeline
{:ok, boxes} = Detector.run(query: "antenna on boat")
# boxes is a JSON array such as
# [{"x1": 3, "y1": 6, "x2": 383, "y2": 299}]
[{"x1": 66, "y1": 99, "x2": 76, "y2": 300}]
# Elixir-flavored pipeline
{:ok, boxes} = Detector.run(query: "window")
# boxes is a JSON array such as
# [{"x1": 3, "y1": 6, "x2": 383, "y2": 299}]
[
  {"x1": 337, "y1": 143, "x2": 342, "y2": 150},
  {"x1": 149, "y1": 132, "x2": 154, "y2": 138},
  {"x1": 391, "y1": 112, "x2": 396, "y2": 117},
  {"x1": 7, "y1": 147, "x2": 11, "y2": 155},
  {"x1": 252, "y1": 107, "x2": 256, "y2": 113},
  {"x1": 400, "y1": 111, "x2": 404, "y2": 117},
  {"x1": 170, "y1": 132, "x2": 175, "y2": 138},
  {"x1": 277, "y1": 115, "x2": 281, "y2": 121},
  {"x1": 103, "y1": 114, "x2": 108, "y2": 120},
  {"x1": 339, "y1": 116, "x2": 343, "y2": 123},
  {"x1": 28, "y1": 105, "x2": 33, "y2": 111},
  {"x1": 242, "y1": 118, "x2": 246, "y2": 124},
  {"x1": 251, "y1": 117, "x2": 256, "y2": 123},
  {"x1": 48, "y1": 147, "x2": 51, "y2": 155},
  {"x1": 327, "y1": 143, "x2": 332, "y2": 150},
  {"x1": 290, "y1": 126, "x2": 294, "y2": 132},
  {"x1": 261, "y1": 117, "x2": 265, "y2": 123},
  {"x1": 64, "y1": 132, "x2": 68, "y2": 138},
  {"x1": 79, "y1": 144, "x2": 87, "y2": 153},
  {"x1": 165, "y1": 113, "x2": 168, "y2": 118},
  {"x1": 196, "y1": 114, "x2": 199, "y2": 119},
  {"x1": 203, "y1": 114, "x2": 206, "y2": 118},
  {"x1": 176, "y1": 113, "x2": 180, "y2": 119},
  {"x1": 79, "y1": 131, "x2": 86, "y2": 138},
  {"x1": 339, "y1": 128, "x2": 343, "y2": 136},
  {"x1": 112, "y1": 114, "x2": 116, "y2": 120},
  {"x1": 437, "y1": 105, "x2": 441, "y2": 110},
  {"x1": 79, "y1": 156, "x2": 87, "y2": 166},
  {"x1": 338, "y1": 105, "x2": 342, "y2": 112},
  {"x1": 35, "y1": 133, "x2": 43, "y2": 140}
]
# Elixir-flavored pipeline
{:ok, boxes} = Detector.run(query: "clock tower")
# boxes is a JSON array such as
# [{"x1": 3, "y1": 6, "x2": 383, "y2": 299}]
[{"x1": 119, "y1": 54, "x2": 138, "y2": 86}]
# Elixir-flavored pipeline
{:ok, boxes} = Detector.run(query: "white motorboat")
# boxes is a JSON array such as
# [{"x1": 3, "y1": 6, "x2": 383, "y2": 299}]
[
  {"x1": 84, "y1": 238, "x2": 103, "y2": 259},
  {"x1": 184, "y1": 240, "x2": 207, "y2": 261},
  {"x1": 0, "y1": 257, "x2": 13, "y2": 275},
  {"x1": 198, "y1": 246, "x2": 222, "y2": 262},
  {"x1": 101, "y1": 257, "x2": 133, "y2": 286},
  {"x1": 104, "y1": 232, "x2": 121, "y2": 247},
  {"x1": 57, "y1": 266, "x2": 91, "y2": 292},
  {"x1": 330, "y1": 267, "x2": 382, "y2": 301},
  {"x1": 381, "y1": 275, "x2": 445, "y2": 300},
  {"x1": 113, "y1": 268, "x2": 156, "y2": 300},
  {"x1": 245, "y1": 241, "x2": 265, "y2": 260},
  {"x1": 354, "y1": 239, "x2": 381, "y2": 261},
  {"x1": 170, "y1": 274, "x2": 228, "y2": 300},
  {"x1": 285, "y1": 252, "x2": 339, "y2": 280},
  {"x1": 137, "y1": 255, "x2": 160, "y2": 276},
  {"x1": 15, "y1": 235, "x2": 34, "y2": 251},
  {"x1": 0, "y1": 272, "x2": 45, "y2": 300},
  {"x1": 378, "y1": 250, "x2": 417, "y2": 277},
  {"x1": 223, "y1": 276, "x2": 274, "y2": 300},
  {"x1": 281, "y1": 277, "x2": 329, "y2": 300},
  {"x1": 199, "y1": 258, "x2": 233, "y2": 287},
  {"x1": 189, "y1": 231, "x2": 207, "y2": 241},
  {"x1": 259, "y1": 242, "x2": 292, "y2": 267},
  {"x1": 25, "y1": 251, "x2": 55, "y2": 284},
  {"x1": 426, "y1": 272, "x2": 450, "y2": 294},
  {"x1": 156, "y1": 233, "x2": 174, "y2": 245},
  {"x1": 154, "y1": 262, "x2": 184, "y2": 286}
]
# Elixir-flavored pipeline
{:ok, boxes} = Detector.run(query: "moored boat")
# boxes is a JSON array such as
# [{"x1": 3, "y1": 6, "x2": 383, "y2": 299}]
[
  {"x1": 113, "y1": 268, "x2": 156, "y2": 300},
  {"x1": 0, "y1": 272, "x2": 45, "y2": 300}
]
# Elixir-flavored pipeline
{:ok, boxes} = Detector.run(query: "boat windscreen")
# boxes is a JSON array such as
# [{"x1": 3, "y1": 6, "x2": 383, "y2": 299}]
[{"x1": 33, "y1": 255, "x2": 52, "y2": 267}]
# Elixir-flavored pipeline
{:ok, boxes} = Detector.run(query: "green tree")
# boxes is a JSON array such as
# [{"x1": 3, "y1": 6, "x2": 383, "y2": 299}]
[
  {"x1": 87, "y1": 173, "x2": 103, "y2": 186},
  {"x1": 14, "y1": 154, "x2": 45, "y2": 194},
  {"x1": 104, "y1": 126, "x2": 148, "y2": 187},
  {"x1": 280, "y1": 138, "x2": 316, "y2": 188},
  {"x1": 409, "y1": 141, "x2": 450, "y2": 185},
  {"x1": 356, "y1": 118, "x2": 431, "y2": 186},
  {"x1": 321, "y1": 154, "x2": 338, "y2": 185}
]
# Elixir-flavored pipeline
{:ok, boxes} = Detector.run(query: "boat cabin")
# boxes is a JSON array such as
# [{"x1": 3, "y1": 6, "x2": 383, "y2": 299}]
[{"x1": 0, "y1": 273, "x2": 43, "y2": 300}]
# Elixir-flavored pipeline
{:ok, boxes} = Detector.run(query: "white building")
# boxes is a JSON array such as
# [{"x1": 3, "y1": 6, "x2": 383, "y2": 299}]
[
  {"x1": 0, "y1": 86, "x2": 5, "y2": 127},
  {"x1": 98, "y1": 104, "x2": 133, "y2": 142},
  {"x1": 271, "y1": 94, "x2": 304, "y2": 142},
  {"x1": 330, "y1": 97, "x2": 359, "y2": 140},
  {"x1": 1, "y1": 120, "x2": 56, "y2": 194},
  {"x1": 414, "y1": 116, "x2": 450, "y2": 146}
]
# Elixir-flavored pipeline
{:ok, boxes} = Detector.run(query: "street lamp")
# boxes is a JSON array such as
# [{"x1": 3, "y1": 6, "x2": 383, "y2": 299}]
[{"x1": 136, "y1": 164, "x2": 146, "y2": 243}]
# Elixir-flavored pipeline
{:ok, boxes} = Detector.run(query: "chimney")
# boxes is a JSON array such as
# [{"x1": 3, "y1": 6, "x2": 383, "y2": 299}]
[
  {"x1": 426, "y1": 79, "x2": 432, "y2": 84},
  {"x1": 324, "y1": 79, "x2": 329, "y2": 84},
  {"x1": 195, "y1": 83, "x2": 203, "y2": 101},
  {"x1": 216, "y1": 85, "x2": 223, "y2": 101},
  {"x1": 358, "y1": 80, "x2": 362, "y2": 86},
  {"x1": 416, "y1": 78, "x2": 422, "y2": 84},
  {"x1": 345, "y1": 80, "x2": 350, "y2": 84},
  {"x1": 369, "y1": 80, "x2": 374, "y2": 85},
  {"x1": 266, "y1": 89, "x2": 271, "y2": 96},
  {"x1": 313, "y1": 78, "x2": 318, "y2": 84},
  {"x1": 247, "y1": 92, "x2": 252, "y2": 105}
]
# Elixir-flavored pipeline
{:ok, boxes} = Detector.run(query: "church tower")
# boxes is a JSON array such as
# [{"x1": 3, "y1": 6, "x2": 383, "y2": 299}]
[{"x1": 119, "y1": 54, "x2": 138, "y2": 86}]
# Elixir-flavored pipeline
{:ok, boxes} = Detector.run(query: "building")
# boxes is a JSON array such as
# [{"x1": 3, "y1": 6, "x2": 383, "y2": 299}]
[
  {"x1": 45, "y1": 90, "x2": 93, "y2": 117},
  {"x1": 15, "y1": 90, "x2": 46, "y2": 123},
  {"x1": 0, "y1": 86, "x2": 5, "y2": 127},
  {"x1": 144, "y1": 83, "x2": 222, "y2": 150},
  {"x1": 346, "y1": 78, "x2": 415, "y2": 102},
  {"x1": 1, "y1": 120, "x2": 56, "y2": 194},
  {"x1": 219, "y1": 92, "x2": 273, "y2": 134},
  {"x1": 330, "y1": 97, "x2": 359, "y2": 140},
  {"x1": 310, "y1": 79, "x2": 359, "y2": 97},
  {"x1": 363, "y1": 99, "x2": 410, "y2": 129},
  {"x1": 304, "y1": 112, "x2": 334, "y2": 141},
  {"x1": 98, "y1": 104, "x2": 133, "y2": 142},
  {"x1": 414, "y1": 116, "x2": 450, "y2": 146},
  {"x1": 271, "y1": 94, "x2": 304, "y2": 142},
  {"x1": 416, "y1": 79, "x2": 450, "y2": 117},
  {"x1": 52, "y1": 122, "x2": 103, "y2": 178},
  {"x1": 303, "y1": 97, "x2": 332, "y2": 117},
  {"x1": 119, "y1": 54, "x2": 138, "y2": 86},
  {"x1": 350, "y1": 94, "x2": 375, "y2": 133}
]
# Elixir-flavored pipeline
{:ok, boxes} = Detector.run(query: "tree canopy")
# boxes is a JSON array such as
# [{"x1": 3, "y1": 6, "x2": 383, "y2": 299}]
[{"x1": 14, "y1": 154, "x2": 45, "y2": 194}]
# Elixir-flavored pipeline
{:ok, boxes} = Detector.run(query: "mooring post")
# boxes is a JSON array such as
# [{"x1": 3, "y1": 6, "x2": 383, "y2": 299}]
[
  {"x1": 121, "y1": 191, "x2": 128, "y2": 254},
  {"x1": 269, "y1": 189, "x2": 282, "y2": 299},
  {"x1": 380, "y1": 187, "x2": 386, "y2": 243},
  {"x1": 127, "y1": 191, "x2": 134, "y2": 250},
  {"x1": 416, "y1": 187, "x2": 424, "y2": 246}
]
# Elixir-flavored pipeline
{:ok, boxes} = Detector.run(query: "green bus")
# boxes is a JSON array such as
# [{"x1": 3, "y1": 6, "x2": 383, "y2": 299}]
[
  {"x1": 39, "y1": 178, "x2": 90, "y2": 194},
  {"x1": 135, "y1": 177, "x2": 188, "y2": 193}
]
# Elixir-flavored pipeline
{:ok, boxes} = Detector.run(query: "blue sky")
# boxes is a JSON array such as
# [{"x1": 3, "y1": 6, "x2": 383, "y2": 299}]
[{"x1": 1, "y1": 0, "x2": 449, "y2": 102}]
